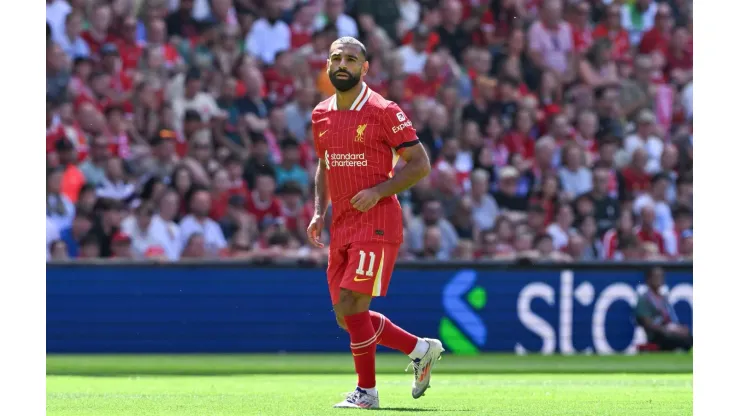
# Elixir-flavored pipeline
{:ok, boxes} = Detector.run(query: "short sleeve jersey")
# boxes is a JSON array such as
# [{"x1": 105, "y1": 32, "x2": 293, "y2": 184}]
[{"x1": 311, "y1": 82, "x2": 419, "y2": 247}]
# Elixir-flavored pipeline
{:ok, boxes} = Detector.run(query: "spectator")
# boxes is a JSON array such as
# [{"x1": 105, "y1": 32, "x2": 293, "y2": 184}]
[
  {"x1": 619, "y1": 147, "x2": 651, "y2": 200},
  {"x1": 81, "y1": 2, "x2": 116, "y2": 58},
  {"x1": 246, "y1": 173, "x2": 283, "y2": 227},
  {"x1": 79, "y1": 135, "x2": 111, "y2": 187},
  {"x1": 621, "y1": 0, "x2": 658, "y2": 46},
  {"x1": 245, "y1": 2, "x2": 290, "y2": 65},
  {"x1": 663, "y1": 205, "x2": 692, "y2": 258},
  {"x1": 399, "y1": 27, "x2": 431, "y2": 75},
  {"x1": 47, "y1": 167, "x2": 76, "y2": 231},
  {"x1": 314, "y1": 0, "x2": 359, "y2": 39},
  {"x1": 172, "y1": 68, "x2": 225, "y2": 131},
  {"x1": 47, "y1": 43, "x2": 71, "y2": 105},
  {"x1": 634, "y1": 267, "x2": 692, "y2": 351},
  {"x1": 60, "y1": 213, "x2": 94, "y2": 259},
  {"x1": 47, "y1": 217, "x2": 61, "y2": 261},
  {"x1": 494, "y1": 166, "x2": 529, "y2": 213},
  {"x1": 546, "y1": 204, "x2": 575, "y2": 250},
  {"x1": 577, "y1": 215, "x2": 602, "y2": 260},
  {"x1": 418, "y1": 226, "x2": 447, "y2": 260},
  {"x1": 110, "y1": 232, "x2": 135, "y2": 259},
  {"x1": 96, "y1": 157, "x2": 137, "y2": 202},
  {"x1": 284, "y1": 85, "x2": 317, "y2": 142},
  {"x1": 180, "y1": 188, "x2": 227, "y2": 257},
  {"x1": 603, "y1": 209, "x2": 636, "y2": 260},
  {"x1": 527, "y1": 0, "x2": 574, "y2": 82},
  {"x1": 120, "y1": 201, "x2": 169, "y2": 260},
  {"x1": 55, "y1": 11, "x2": 90, "y2": 59},
  {"x1": 558, "y1": 143, "x2": 593, "y2": 199},
  {"x1": 638, "y1": 2, "x2": 673, "y2": 55},
  {"x1": 449, "y1": 197, "x2": 477, "y2": 241},
  {"x1": 469, "y1": 169, "x2": 499, "y2": 231},
  {"x1": 623, "y1": 109, "x2": 664, "y2": 174},
  {"x1": 579, "y1": 39, "x2": 619, "y2": 88},
  {"x1": 592, "y1": 2, "x2": 630, "y2": 61},
  {"x1": 635, "y1": 203, "x2": 666, "y2": 255},
  {"x1": 634, "y1": 173, "x2": 674, "y2": 235},
  {"x1": 407, "y1": 198, "x2": 459, "y2": 258},
  {"x1": 50, "y1": 240, "x2": 70, "y2": 261},
  {"x1": 587, "y1": 163, "x2": 621, "y2": 237}
]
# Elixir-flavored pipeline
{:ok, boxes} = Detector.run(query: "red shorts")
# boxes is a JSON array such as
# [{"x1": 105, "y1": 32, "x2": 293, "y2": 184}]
[{"x1": 327, "y1": 241, "x2": 400, "y2": 305}]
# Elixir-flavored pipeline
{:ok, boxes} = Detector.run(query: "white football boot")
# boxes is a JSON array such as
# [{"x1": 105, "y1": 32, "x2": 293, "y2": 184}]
[
  {"x1": 407, "y1": 338, "x2": 445, "y2": 399},
  {"x1": 333, "y1": 387, "x2": 380, "y2": 409}
]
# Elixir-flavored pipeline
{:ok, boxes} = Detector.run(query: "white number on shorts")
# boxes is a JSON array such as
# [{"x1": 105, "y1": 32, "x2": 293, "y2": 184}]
[{"x1": 355, "y1": 250, "x2": 376, "y2": 277}]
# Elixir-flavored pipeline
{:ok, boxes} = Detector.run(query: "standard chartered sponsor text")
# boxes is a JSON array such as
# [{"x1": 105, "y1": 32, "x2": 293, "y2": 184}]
[{"x1": 330, "y1": 152, "x2": 368, "y2": 167}]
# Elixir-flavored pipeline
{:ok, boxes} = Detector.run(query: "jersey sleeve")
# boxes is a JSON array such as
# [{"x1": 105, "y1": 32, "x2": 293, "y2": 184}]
[
  {"x1": 380, "y1": 101, "x2": 419, "y2": 152},
  {"x1": 310, "y1": 110, "x2": 322, "y2": 156}
]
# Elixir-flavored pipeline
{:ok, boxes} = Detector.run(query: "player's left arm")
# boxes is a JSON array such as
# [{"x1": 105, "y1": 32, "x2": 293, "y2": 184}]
[{"x1": 351, "y1": 104, "x2": 431, "y2": 212}]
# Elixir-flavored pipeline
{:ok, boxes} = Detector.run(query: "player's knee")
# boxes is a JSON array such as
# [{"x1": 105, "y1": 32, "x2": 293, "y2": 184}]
[{"x1": 336, "y1": 289, "x2": 371, "y2": 315}]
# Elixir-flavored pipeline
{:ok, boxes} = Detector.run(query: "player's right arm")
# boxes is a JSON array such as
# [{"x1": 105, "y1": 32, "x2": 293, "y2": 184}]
[{"x1": 308, "y1": 114, "x2": 330, "y2": 248}]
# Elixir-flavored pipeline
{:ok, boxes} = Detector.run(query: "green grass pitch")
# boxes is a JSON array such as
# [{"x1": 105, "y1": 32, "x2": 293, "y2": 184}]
[{"x1": 46, "y1": 354, "x2": 692, "y2": 416}]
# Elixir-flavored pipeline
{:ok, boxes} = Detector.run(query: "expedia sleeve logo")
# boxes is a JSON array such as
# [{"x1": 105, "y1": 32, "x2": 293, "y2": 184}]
[
  {"x1": 392, "y1": 120, "x2": 413, "y2": 134},
  {"x1": 327, "y1": 152, "x2": 368, "y2": 167}
]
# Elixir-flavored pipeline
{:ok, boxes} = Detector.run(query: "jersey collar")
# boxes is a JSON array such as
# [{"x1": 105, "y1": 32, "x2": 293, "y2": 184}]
[{"x1": 329, "y1": 82, "x2": 371, "y2": 111}]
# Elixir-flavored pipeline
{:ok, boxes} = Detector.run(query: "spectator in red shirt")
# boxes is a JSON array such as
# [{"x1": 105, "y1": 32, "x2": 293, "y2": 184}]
[
  {"x1": 291, "y1": 2, "x2": 315, "y2": 48},
  {"x1": 81, "y1": 2, "x2": 116, "y2": 58},
  {"x1": 116, "y1": 17, "x2": 143, "y2": 72},
  {"x1": 638, "y1": 3, "x2": 673, "y2": 56},
  {"x1": 602, "y1": 209, "x2": 636, "y2": 260},
  {"x1": 405, "y1": 54, "x2": 445, "y2": 99},
  {"x1": 278, "y1": 181, "x2": 312, "y2": 241},
  {"x1": 619, "y1": 147, "x2": 652, "y2": 200},
  {"x1": 569, "y1": 1, "x2": 593, "y2": 56},
  {"x1": 246, "y1": 172, "x2": 283, "y2": 226},
  {"x1": 263, "y1": 50, "x2": 296, "y2": 106},
  {"x1": 145, "y1": 18, "x2": 183, "y2": 71},
  {"x1": 592, "y1": 3, "x2": 630, "y2": 61},
  {"x1": 635, "y1": 203, "x2": 666, "y2": 254},
  {"x1": 664, "y1": 26, "x2": 692, "y2": 86},
  {"x1": 503, "y1": 109, "x2": 537, "y2": 163}
]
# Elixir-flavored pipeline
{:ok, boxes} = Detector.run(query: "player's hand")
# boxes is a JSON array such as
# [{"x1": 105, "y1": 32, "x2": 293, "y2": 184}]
[
  {"x1": 351, "y1": 188, "x2": 381, "y2": 213},
  {"x1": 307, "y1": 215, "x2": 325, "y2": 248}
]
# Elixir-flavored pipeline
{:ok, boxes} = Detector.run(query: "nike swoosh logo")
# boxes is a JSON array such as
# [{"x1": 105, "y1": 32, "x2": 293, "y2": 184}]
[
  {"x1": 319, "y1": 130, "x2": 329, "y2": 137},
  {"x1": 352, "y1": 352, "x2": 368, "y2": 356},
  {"x1": 354, "y1": 276, "x2": 372, "y2": 282}
]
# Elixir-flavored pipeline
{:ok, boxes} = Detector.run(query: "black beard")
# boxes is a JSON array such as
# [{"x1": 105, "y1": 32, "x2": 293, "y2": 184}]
[{"x1": 329, "y1": 70, "x2": 361, "y2": 92}]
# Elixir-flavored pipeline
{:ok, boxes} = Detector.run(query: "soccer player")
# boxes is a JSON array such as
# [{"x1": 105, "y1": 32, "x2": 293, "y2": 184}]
[{"x1": 307, "y1": 37, "x2": 444, "y2": 410}]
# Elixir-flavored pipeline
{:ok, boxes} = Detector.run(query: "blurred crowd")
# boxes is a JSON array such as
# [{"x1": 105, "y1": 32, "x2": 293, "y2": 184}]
[{"x1": 46, "y1": 0, "x2": 692, "y2": 263}]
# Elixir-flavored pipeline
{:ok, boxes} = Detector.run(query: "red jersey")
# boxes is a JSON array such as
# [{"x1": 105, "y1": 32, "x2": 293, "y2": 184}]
[{"x1": 311, "y1": 83, "x2": 419, "y2": 247}]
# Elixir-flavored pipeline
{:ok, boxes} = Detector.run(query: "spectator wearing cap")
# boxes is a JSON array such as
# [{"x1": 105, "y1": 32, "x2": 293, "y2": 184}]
[
  {"x1": 592, "y1": 2, "x2": 631, "y2": 61},
  {"x1": 313, "y1": 0, "x2": 359, "y2": 39},
  {"x1": 171, "y1": 68, "x2": 225, "y2": 132},
  {"x1": 246, "y1": 173, "x2": 283, "y2": 226},
  {"x1": 621, "y1": 0, "x2": 658, "y2": 46},
  {"x1": 634, "y1": 267, "x2": 692, "y2": 351},
  {"x1": 494, "y1": 166, "x2": 529, "y2": 213},
  {"x1": 558, "y1": 143, "x2": 593, "y2": 200},
  {"x1": 245, "y1": 2, "x2": 290, "y2": 65},
  {"x1": 663, "y1": 205, "x2": 692, "y2": 258},
  {"x1": 623, "y1": 109, "x2": 663, "y2": 174},
  {"x1": 180, "y1": 187, "x2": 227, "y2": 257},
  {"x1": 54, "y1": 11, "x2": 91, "y2": 59},
  {"x1": 528, "y1": 0, "x2": 575, "y2": 82},
  {"x1": 81, "y1": 3, "x2": 116, "y2": 58},
  {"x1": 110, "y1": 232, "x2": 135, "y2": 259},
  {"x1": 408, "y1": 198, "x2": 459, "y2": 259},
  {"x1": 47, "y1": 167, "x2": 76, "y2": 231},
  {"x1": 633, "y1": 173, "x2": 674, "y2": 235},
  {"x1": 469, "y1": 169, "x2": 500, "y2": 232}
]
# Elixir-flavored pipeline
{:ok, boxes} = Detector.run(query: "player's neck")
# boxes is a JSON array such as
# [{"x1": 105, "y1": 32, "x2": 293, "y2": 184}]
[{"x1": 335, "y1": 82, "x2": 365, "y2": 110}]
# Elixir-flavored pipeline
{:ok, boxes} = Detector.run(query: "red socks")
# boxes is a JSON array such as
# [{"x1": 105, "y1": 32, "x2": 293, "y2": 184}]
[
  {"x1": 369, "y1": 311, "x2": 419, "y2": 355},
  {"x1": 344, "y1": 311, "x2": 377, "y2": 389}
]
